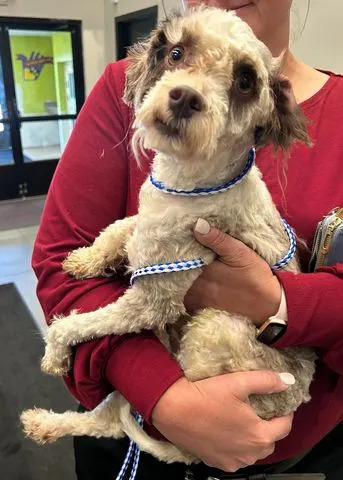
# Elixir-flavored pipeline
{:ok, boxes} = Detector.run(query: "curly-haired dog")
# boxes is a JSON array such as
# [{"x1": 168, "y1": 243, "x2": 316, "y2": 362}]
[{"x1": 21, "y1": 7, "x2": 315, "y2": 463}]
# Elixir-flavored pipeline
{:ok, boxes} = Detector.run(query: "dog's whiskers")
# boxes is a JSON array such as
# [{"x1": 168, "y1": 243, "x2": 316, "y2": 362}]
[
  {"x1": 132, "y1": 129, "x2": 150, "y2": 166},
  {"x1": 110, "y1": 116, "x2": 135, "y2": 153}
]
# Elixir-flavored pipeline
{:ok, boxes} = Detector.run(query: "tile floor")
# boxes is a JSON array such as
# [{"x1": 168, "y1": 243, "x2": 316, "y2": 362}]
[{"x1": 0, "y1": 224, "x2": 46, "y2": 333}]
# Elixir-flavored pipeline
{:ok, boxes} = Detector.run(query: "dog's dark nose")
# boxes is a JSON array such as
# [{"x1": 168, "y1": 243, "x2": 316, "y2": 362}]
[{"x1": 169, "y1": 87, "x2": 203, "y2": 119}]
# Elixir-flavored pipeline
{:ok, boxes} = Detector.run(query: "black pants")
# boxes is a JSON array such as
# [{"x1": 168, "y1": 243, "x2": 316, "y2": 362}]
[{"x1": 74, "y1": 420, "x2": 343, "y2": 480}]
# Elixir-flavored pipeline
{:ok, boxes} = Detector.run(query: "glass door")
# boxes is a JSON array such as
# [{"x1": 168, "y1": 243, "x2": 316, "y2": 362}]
[
  {"x1": 0, "y1": 18, "x2": 85, "y2": 201},
  {"x1": 0, "y1": 59, "x2": 14, "y2": 166}
]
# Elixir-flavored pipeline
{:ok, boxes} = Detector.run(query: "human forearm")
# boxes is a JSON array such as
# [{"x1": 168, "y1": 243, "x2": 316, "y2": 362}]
[{"x1": 274, "y1": 265, "x2": 343, "y2": 374}]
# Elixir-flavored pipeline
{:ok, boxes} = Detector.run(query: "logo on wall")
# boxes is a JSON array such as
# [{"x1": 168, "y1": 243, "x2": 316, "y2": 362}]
[{"x1": 16, "y1": 52, "x2": 53, "y2": 81}]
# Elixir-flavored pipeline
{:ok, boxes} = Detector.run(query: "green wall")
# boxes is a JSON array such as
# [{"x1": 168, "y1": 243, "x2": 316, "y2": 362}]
[
  {"x1": 10, "y1": 35, "x2": 56, "y2": 115},
  {"x1": 10, "y1": 32, "x2": 73, "y2": 115},
  {"x1": 52, "y1": 32, "x2": 72, "y2": 61},
  {"x1": 57, "y1": 62, "x2": 67, "y2": 113},
  {"x1": 52, "y1": 32, "x2": 73, "y2": 114}
]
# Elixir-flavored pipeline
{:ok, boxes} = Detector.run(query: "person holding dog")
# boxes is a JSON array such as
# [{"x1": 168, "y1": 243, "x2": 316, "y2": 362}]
[{"x1": 32, "y1": 0, "x2": 343, "y2": 479}]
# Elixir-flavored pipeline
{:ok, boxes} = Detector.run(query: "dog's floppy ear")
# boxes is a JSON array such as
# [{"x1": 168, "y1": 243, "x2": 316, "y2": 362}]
[
  {"x1": 123, "y1": 41, "x2": 150, "y2": 105},
  {"x1": 124, "y1": 28, "x2": 169, "y2": 107},
  {"x1": 255, "y1": 74, "x2": 312, "y2": 151},
  {"x1": 123, "y1": 40, "x2": 150, "y2": 106}
]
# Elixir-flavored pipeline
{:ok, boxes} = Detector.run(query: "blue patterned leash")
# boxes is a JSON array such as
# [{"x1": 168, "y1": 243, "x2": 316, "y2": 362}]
[{"x1": 115, "y1": 413, "x2": 143, "y2": 480}]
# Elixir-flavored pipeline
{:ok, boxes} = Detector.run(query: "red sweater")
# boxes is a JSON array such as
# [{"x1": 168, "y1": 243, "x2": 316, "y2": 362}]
[{"x1": 33, "y1": 60, "x2": 343, "y2": 464}]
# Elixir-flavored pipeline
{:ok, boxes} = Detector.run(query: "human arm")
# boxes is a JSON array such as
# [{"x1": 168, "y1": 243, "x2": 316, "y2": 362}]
[{"x1": 152, "y1": 372, "x2": 294, "y2": 472}]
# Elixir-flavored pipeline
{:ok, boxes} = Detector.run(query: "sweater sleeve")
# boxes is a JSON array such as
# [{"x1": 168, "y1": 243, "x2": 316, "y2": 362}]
[
  {"x1": 32, "y1": 61, "x2": 183, "y2": 419},
  {"x1": 274, "y1": 263, "x2": 343, "y2": 375}
]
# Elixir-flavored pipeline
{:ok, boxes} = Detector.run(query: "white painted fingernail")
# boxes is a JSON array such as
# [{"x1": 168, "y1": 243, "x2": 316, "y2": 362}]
[
  {"x1": 195, "y1": 218, "x2": 210, "y2": 235},
  {"x1": 279, "y1": 373, "x2": 296, "y2": 385}
]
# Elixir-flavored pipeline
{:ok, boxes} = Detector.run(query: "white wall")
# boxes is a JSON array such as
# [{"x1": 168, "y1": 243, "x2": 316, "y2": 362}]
[
  {"x1": 290, "y1": 0, "x2": 342, "y2": 73},
  {"x1": 0, "y1": 0, "x2": 107, "y2": 95},
  {"x1": 106, "y1": 0, "x2": 343, "y2": 74},
  {"x1": 2, "y1": 0, "x2": 341, "y2": 96}
]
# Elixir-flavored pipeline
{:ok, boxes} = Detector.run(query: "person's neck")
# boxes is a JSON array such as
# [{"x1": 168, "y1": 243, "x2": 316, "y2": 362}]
[
  {"x1": 281, "y1": 50, "x2": 330, "y2": 105},
  {"x1": 262, "y1": 24, "x2": 330, "y2": 105}
]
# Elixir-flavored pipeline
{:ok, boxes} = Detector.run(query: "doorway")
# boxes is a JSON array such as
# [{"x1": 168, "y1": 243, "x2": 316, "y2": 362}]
[
  {"x1": 116, "y1": 6, "x2": 158, "y2": 60},
  {"x1": 0, "y1": 17, "x2": 85, "y2": 201}
]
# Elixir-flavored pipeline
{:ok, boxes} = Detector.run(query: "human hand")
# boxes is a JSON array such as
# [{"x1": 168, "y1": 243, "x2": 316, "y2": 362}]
[
  {"x1": 184, "y1": 219, "x2": 282, "y2": 327},
  {"x1": 152, "y1": 371, "x2": 295, "y2": 472}
]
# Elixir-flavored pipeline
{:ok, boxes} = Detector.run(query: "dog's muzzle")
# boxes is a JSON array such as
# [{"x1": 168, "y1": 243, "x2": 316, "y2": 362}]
[{"x1": 169, "y1": 86, "x2": 204, "y2": 120}]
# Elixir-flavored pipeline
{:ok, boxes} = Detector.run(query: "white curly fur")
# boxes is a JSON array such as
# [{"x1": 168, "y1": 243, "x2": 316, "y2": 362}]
[{"x1": 21, "y1": 7, "x2": 315, "y2": 464}]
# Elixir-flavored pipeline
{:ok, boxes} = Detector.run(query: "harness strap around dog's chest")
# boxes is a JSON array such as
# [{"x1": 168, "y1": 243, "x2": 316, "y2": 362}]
[
  {"x1": 130, "y1": 218, "x2": 296, "y2": 285},
  {"x1": 130, "y1": 258, "x2": 205, "y2": 286},
  {"x1": 130, "y1": 146, "x2": 296, "y2": 285},
  {"x1": 272, "y1": 218, "x2": 296, "y2": 270}
]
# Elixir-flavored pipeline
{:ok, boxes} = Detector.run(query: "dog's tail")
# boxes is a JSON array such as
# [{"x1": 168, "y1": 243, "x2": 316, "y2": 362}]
[{"x1": 116, "y1": 394, "x2": 195, "y2": 464}]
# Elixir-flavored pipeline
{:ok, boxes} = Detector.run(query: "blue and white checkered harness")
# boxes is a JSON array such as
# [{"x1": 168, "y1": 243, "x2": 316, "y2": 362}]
[
  {"x1": 130, "y1": 218, "x2": 296, "y2": 286},
  {"x1": 118, "y1": 147, "x2": 296, "y2": 480},
  {"x1": 131, "y1": 147, "x2": 296, "y2": 285},
  {"x1": 130, "y1": 258, "x2": 205, "y2": 286}
]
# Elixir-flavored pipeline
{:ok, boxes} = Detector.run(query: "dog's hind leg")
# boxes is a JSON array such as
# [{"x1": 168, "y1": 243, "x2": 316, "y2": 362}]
[
  {"x1": 41, "y1": 278, "x2": 190, "y2": 376},
  {"x1": 21, "y1": 393, "x2": 124, "y2": 444},
  {"x1": 63, "y1": 215, "x2": 137, "y2": 279},
  {"x1": 21, "y1": 391, "x2": 195, "y2": 464}
]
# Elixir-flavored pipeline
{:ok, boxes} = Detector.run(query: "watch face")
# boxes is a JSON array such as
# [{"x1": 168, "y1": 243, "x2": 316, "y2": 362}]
[{"x1": 257, "y1": 322, "x2": 287, "y2": 345}]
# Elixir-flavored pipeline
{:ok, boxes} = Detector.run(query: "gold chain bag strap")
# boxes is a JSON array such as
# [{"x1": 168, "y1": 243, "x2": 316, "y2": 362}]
[{"x1": 309, "y1": 207, "x2": 343, "y2": 272}]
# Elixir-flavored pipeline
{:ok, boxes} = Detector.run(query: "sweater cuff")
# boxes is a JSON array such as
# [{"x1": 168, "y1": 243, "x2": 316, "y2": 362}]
[
  {"x1": 106, "y1": 332, "x2": 184, "y2": 423},
  {"x1": 273, "y1": 267, "x2": 343, "y2": 350}
]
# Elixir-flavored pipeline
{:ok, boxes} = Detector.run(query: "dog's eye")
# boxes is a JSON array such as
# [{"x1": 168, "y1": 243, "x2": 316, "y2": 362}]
[
  {"x1": 237, "y1": 73, "x2": 254, "y2": 93},
  {"x1": 168, "y1": 46, "x2": 185, "y2": 65},
  {"x1": 233, "y1": 64, "x2": 257, "y2": 97}
]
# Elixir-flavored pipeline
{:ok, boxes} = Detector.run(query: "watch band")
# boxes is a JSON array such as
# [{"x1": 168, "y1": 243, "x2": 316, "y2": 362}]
[{"x1": 256, "y1": 288, "x2": 288, "y2": 345}]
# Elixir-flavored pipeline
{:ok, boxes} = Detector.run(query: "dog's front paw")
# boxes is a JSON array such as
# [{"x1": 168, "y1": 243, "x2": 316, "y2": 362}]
[
  {"x1": 63, "y1": 246, "x2": 112, "y2": 279},
  {"x1": 21, "y1": 408, "x2": 60, "y2": 444},
  {"x1": 41, "y1": 342, "x2": 71, "y2": 376}
]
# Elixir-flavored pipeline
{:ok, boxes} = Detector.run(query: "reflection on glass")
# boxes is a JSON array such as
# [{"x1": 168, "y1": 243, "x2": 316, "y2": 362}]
[
  {"x1": 0, "y1": 123, "x2": 14, "y2": 166},
  {"x1": 9, "y1": 30, "x2": 76, "y2": 117},
  {"x1": 0, "y1": 59, "x2": 9, "y2": 119},
  {"x1": 21, "y1": 119, "x2": 74, "y2": 162}
]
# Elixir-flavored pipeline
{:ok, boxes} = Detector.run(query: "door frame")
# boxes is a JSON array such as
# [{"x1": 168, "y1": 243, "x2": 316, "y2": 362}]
[
  {"x1": 115, "y1": 6, "x2": 158, "y2": 60},
  {"x1": 0, "y1": 16, "x2": 85, "y2": 201}
]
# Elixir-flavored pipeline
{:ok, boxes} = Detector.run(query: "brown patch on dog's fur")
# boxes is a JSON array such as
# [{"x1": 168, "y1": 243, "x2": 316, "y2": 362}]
[
  {"x1": 257, "y1": 77, "x2": 312, "y2": 150},
  {"x1": 231, "y1": 61, "x2": 260, "y2": 104},
  {"x1": 150, "y1": 30, "x2": 168, "y2": 66},
  {"x1": 124, "y1": 14, "x2": 199, "y2": 107},
  {"x1": 180, "y1": 28, "x2": 198, "y2": 50},
  {"x1": 124, "y1": 28, "x2": 169, "y2": 105}
]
